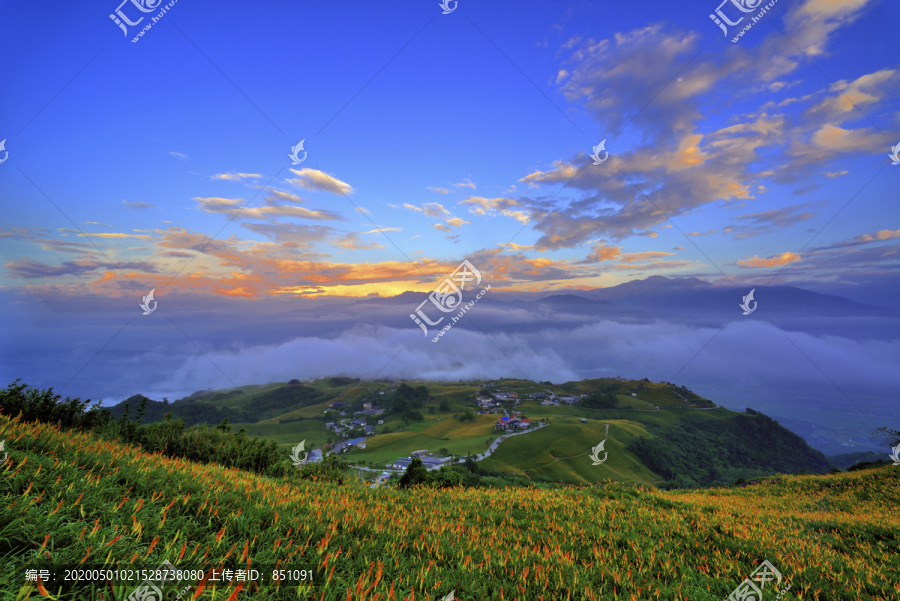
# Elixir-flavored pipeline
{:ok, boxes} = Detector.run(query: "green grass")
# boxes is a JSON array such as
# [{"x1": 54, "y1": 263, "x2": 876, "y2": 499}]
[
  {"x1": 4, "y1": 380, "x2": 895, "y2": 600},
  {"x1": 167, "y1": 378, "x2": 724, "y2": 481},
  {"x1": 345, "y1": 414, "x2": 499, "y2": 464},
  {"x1": 615, "y1": 394, "x2": 658, "y2": 410},
  {"x1": 480, "y1": 418, "x2": 661, "y2": 486},
  {"x1": 235, "y1": 420, "x2": 329, "y2": 452}
]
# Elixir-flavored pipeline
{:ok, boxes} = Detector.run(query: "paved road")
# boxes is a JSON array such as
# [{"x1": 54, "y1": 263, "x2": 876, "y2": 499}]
[
  {"x1": 347, "y1": 422, "x2": 551, "y2": 477},
  {"x1": 453, "y1": 421, "x2": 550, "y2": 463}
]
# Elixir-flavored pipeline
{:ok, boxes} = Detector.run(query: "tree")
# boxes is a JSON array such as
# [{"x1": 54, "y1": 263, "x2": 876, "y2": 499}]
[
  {"x1": 875, "y1": 427, "x2": 900, "y2": 448},
  {"x1": 439, "y1": 399, "x2": 451, "y2": 412},
  {"x1": 460, "y1": 411, "x2": 475, "y2": 422},
  {"x1": 398, "y1": 457, "x2": 430, "y2": 488},
  {"x1": 582, "y1": 392, "x2": 616, "y2": 409}
]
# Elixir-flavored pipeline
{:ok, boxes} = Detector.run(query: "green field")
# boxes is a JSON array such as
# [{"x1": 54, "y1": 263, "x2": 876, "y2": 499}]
[
  {"x1": 113, "y1": 377, "x2": 734, "y2": 485},
  {"x1": 210, "y1": 377, "x2": 730, "y2": 483},
  {"x1": 345, "y1": 414, "x2": 499, "y2": 464},
  {"x1": 480, "y1": 418, "x2": 660, "y2": 485},
  {"x1": 4, "y1": 409, "x2": 897, "y2": 600}
]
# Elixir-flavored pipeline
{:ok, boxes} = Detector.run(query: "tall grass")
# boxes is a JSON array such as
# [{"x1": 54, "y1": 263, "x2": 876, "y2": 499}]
[{"x1": 1, "y1": 381, "x2": 898, "y2": 600}]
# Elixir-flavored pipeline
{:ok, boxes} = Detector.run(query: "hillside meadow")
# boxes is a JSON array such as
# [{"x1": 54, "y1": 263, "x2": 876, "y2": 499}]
[{"x1": 2, "y1": 411, "x2": 898, "y2": 600}]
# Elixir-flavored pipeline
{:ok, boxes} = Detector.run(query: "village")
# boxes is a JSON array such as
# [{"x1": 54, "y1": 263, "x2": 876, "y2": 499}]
[{"x1": 304, "y1": 388, "x2": 570, "y2": 482}]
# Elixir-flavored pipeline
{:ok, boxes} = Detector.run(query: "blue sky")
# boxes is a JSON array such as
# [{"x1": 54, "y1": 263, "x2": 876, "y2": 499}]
[{"x1": 2, "y1": 0, "x2": 898, "y2": 301}]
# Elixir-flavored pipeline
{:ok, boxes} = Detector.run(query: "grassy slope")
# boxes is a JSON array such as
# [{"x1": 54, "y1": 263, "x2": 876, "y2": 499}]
[
  {"x1": 479, "y1": 418, "x2": 660, "y2": 486},
  {"x1": 346, "y1": 414, "x2": 497, "y2": 465},
  {"x1": 159, "y1": 379, "x2": 739, "y2": 485},
  {"x1": 235, "y1": 387, "x2": 728, "y2": 478},
  {"x1": 2, "y1": 412, "x2": 898, "y2": 601}
]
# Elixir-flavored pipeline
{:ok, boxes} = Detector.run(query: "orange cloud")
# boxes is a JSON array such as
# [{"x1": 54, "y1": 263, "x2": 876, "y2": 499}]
[
  {"x1": 585, "y1": 244, "x2": 623, "y2": 262},
  {"x1": 851, "y1": 229, "x2": 900, "y2": 244},
  {"x1": 737, "y1": 252, "x2": 800, "y2": 268}
]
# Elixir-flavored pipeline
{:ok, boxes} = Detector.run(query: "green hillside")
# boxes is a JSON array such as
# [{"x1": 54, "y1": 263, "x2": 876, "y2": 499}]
[
  {"x1": 97, "y1": 377, "x2": 826, "y2": 488},
  {"x1": 479, "y1": 418, "x2": 660, "y2": 485},
  {"x1": 1, "y1": 408, "x2": 898, "y2": 601}
]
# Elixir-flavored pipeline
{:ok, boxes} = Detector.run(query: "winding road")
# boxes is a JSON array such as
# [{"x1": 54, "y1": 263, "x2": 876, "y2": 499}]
[{"x1": 452, "y1": 421, "x2": 550, "y2": 463}]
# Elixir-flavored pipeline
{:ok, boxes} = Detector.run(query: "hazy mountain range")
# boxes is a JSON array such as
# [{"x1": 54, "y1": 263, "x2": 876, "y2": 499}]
[{"x1": 2, "y1": 276, "x2": 896, "y2": 458}]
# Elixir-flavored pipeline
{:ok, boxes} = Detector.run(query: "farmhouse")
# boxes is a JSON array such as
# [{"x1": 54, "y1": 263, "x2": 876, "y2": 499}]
[
  {"x1": 392, "y1": 457, "x2": 412, "y2": 470},
  {"x1": 477, "y1": 397, "x2": 498, "y2": 409},
  {"x1": 421, "y1": 456, "x2": 447, "y2": 470},
  {"x1": 392, "y1": 455, "x2": 448, "y2": 471}
]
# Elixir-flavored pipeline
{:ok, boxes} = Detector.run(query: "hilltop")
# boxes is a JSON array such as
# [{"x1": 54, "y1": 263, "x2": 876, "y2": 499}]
[{"x1": 105, "y1": 376, "x2": 832, "y2": 488}]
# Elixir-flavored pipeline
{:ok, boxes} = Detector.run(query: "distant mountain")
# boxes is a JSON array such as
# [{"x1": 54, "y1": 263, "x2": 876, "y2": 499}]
[
  {"x1": 377, "y1": 276, "x2": 887, "y2": 320},
  {"x1": 340, "y1": 275, "x2": 896, "y2": 340},
  {"x1": 582, "y1": 275, "x2": 710, "y2": 301},
  {"x1": 564, "y1": 276, "x2": 892, "y2": 328},
  {"x1": 535, "y1": 294, "x2": 614, "y2": 306}
]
